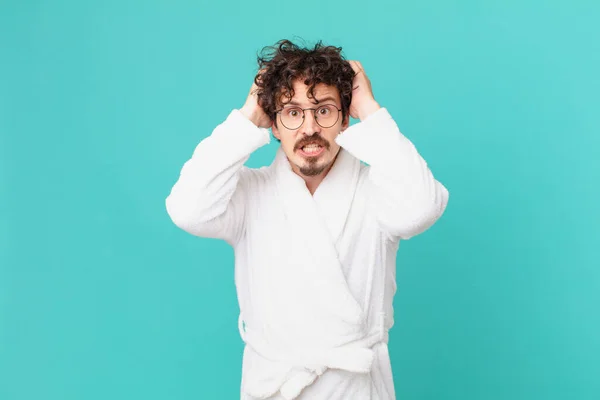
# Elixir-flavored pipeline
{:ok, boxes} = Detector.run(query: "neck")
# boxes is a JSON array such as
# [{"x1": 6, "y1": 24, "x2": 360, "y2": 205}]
[{"x1": 302, "y1": 169, "x2": 329, "y2": 196}]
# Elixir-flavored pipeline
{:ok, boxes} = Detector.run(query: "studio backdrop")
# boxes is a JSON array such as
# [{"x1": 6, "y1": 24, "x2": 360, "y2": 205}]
[{"x1": 1, "y1": 1, "x2": 598, "y2": 399}]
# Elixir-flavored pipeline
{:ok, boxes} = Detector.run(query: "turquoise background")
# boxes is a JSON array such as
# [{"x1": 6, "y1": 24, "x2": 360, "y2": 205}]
[{"x1": 1, "y1": 0, "x2": 599, "y2": 399}]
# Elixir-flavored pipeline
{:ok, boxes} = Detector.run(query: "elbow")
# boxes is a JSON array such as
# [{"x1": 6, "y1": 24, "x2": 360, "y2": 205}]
[
  {"x1": 165, "y1": 194, "x2": 193, "y2": 232},
  {"x1": 165, "y1": 191, "x2": 226, "y2": 236},
  {"x1": 382, "y1": 183, "x2": 449, "y2": 240},
  {"x1": 165, "y1": 193, "x2": 205, "y2": 234},
  {"x1": 383, "y1": 204, "x2": 440, "y2": 240}
]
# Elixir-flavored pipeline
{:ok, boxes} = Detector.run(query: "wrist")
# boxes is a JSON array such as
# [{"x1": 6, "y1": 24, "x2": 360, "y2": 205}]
[
  {"x1": 357, "y1": 100, "x2": 381, "y2": 121},
  {"x1": 239, "y1": 106, "x2": 262, "y2": 127}
]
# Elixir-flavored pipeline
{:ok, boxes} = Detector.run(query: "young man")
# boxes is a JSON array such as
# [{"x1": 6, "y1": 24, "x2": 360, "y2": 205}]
[{"x1": 165, "y1": 39, "x2": 449, "y2": 400}]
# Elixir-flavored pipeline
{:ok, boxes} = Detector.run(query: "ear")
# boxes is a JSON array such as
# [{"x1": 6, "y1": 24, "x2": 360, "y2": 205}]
[
  {"x1": 271, "y1": 119, "x2": 282, "y2": 140},
  {"x1": 340, "y1": 114, "x2": 350, "y2": 132}
]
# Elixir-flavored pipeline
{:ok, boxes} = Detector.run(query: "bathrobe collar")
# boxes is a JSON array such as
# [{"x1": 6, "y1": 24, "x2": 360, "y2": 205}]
[
  {"x1": 272, "y1": 146, "x2": 361, "y2": 246},
  {"x1": 271, "y1": 146, "x2": 364, "y2": 327}
]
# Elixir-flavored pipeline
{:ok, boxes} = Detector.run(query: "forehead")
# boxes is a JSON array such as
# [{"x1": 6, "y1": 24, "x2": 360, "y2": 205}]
[{"x1": 279, "y1": 79, "x2": 341, "y2": 106}]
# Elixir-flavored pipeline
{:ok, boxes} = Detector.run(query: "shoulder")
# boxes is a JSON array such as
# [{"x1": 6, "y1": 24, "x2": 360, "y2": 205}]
[{"x1": 239, "y1": 165, "x2": 274, "y2": 190}]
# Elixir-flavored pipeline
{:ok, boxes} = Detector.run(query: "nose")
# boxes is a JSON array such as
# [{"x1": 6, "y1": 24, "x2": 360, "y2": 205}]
[{"x1": 299, "y1": 109, "x2": 321, "y2": 136}]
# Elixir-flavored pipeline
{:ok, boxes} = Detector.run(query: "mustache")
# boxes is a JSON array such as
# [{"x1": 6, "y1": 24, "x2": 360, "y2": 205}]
[{"x1": 294, "y1": 137, "x2": 330, "y2": 150}]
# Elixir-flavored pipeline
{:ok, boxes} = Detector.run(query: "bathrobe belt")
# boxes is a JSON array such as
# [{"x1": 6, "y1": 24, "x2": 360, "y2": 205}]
[{"x1": 238, "y1": 313, "x2": 389, "y2": 400}]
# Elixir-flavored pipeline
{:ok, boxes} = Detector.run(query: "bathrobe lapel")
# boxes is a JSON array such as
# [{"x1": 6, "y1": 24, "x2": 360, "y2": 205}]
[
  {"x1": 272, "y1": 147, "x2": 364, "y2": 328},
  {"x1": 312, "y1": 146, "x2": 361, "y2": 247}
]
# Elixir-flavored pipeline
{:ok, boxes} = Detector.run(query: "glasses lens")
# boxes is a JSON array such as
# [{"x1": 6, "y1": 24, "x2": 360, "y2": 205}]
[
  {"x1": 315, "y1": 105, "x2": 339, "y2": 128},
  {"x1": 279, "y1": 105, "x2": 340, "y2": 129},
  {"x1": 280, "y1": 107, "x2": 304, "y2": 130}
]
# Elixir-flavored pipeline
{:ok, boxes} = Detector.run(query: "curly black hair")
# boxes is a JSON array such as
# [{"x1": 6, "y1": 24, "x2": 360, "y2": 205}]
[{"x1": 253, "y1": 39, "x2": 355, "y2": 135}]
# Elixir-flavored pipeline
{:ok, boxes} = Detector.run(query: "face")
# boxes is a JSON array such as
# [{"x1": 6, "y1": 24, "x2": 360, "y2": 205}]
[{"x1": 271, "y1": 79, "x2": 349, "y2": 178}]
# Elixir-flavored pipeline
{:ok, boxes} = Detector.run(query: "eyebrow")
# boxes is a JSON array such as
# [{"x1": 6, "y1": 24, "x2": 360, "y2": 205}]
[{"x1": 286, "y1": 96, "x2": 338, "y2": 106}]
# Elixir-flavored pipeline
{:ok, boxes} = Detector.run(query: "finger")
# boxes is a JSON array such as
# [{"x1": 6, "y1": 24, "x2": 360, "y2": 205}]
[
  {"x1": 348, "y1": 60, "x2": 361, "y2": 73},
  {"x1": 354, "y1": 67, "x2": 365, "y2": 77},
  {"x1": 352, "y1": 60, "x2": 364, "y2": 69},
  {"x1": 356, "y1": 62, "x2": 364, "y2": 75}
]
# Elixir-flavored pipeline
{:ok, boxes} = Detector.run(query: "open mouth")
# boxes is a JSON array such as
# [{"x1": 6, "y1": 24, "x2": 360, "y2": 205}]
[{"x1": 297, "y1": 144, "x2": 325, "y2": 157}]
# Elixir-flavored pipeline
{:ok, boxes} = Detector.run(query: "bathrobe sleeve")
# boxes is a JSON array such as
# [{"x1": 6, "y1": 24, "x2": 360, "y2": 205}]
[
  {"x1": 165, "y1": 109, "x2": 271, "y2": 244},
  {"x1": 335, "y1": 107, "x2": 449, "y2": 241}
]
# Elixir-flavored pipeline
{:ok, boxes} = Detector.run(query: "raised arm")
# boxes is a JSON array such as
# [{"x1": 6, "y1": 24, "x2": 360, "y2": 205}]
[
  {"x1": 335, "y1": 61, "x2": 449, "y2": 241},
  {"x1": 336, "y1": 107, "x2": 449, "y2": 241},
  {"x1": 165, "y1": 80, "x2": 272, "y2": 244}
]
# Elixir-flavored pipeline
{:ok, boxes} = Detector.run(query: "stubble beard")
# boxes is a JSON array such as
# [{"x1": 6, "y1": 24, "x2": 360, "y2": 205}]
[{"x1": 298, "y1": 158, "x2": 330, "y2": 176}]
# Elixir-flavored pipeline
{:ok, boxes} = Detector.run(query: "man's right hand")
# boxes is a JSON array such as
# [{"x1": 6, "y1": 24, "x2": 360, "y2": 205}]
[{"x1": 240, "y1": 75, "x2": 273, "y2": 129}]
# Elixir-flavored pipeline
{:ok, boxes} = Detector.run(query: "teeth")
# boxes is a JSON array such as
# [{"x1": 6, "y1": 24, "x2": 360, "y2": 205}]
[{"x1": 302, "y1": 145, "x2": 322, "y2": 153}]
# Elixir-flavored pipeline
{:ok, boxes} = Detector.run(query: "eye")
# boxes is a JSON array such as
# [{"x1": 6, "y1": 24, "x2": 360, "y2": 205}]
[
  {"x1": 317, "y1": 106, "x2": 331, "y2": 115},
  {"x1": 286, "y1": 108, "x2": 302, "y2": 117}
]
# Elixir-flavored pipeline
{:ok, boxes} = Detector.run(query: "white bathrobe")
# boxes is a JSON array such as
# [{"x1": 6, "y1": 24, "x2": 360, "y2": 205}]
[{"x1": 165, "y1": 107, "x2": 449, "y2": 400}]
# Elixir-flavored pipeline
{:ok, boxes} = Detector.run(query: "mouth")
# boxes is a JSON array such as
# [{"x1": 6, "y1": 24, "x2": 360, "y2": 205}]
[{"x1": 297, "y1": 144, "x2": 325, "y2": 157}]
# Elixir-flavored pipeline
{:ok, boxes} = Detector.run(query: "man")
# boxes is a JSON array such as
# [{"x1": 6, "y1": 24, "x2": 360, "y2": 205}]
[{"x1": 165, "y1": 39, "x2": 449, "y2": 400}]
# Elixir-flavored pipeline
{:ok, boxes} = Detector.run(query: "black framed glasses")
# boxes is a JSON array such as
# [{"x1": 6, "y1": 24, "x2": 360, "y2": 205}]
[{"x1": 275, "y1": 104, "x2": 342, "y2": 130}]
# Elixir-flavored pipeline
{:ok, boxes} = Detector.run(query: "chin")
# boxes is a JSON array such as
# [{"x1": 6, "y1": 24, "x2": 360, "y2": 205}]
[{"x1": 298, "y1": 158, "x2": 332, "y2": 177}]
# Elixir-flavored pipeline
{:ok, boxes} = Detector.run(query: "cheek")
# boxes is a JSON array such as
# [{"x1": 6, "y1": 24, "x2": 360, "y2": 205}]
[
  {"x1": 324, "y1": 131, "x2": 340, "y2": 147},
  {"x1": 280, "y1": 134, "x2": 298, "y2": 152}
]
